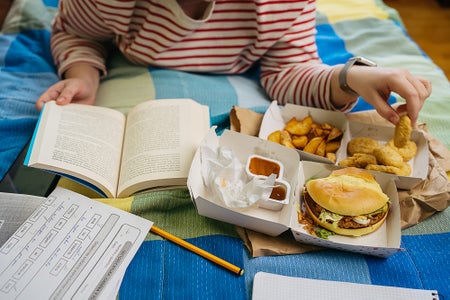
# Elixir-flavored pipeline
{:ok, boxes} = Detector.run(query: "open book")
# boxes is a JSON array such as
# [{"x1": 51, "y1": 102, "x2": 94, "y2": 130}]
[
  {"x1": 24, "y1": 99, "x2": 210, "y2": 198},
  {"x1": 252, "y1": 272, "x2": 440, "y2": 300}
]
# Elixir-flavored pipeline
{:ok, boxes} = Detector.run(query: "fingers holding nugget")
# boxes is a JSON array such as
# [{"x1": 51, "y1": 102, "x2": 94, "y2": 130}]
[{"x1": 393, "y1": 115, "x2": 412, "y2": 148}]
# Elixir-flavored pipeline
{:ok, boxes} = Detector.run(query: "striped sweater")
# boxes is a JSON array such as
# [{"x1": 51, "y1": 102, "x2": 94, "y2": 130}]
[{"x1": 51, "y1": 0, "x2": 343, "y2": 110}]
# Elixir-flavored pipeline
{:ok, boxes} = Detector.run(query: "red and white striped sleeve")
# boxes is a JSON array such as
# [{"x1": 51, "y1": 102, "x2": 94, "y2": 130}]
[
  {"x1": 51, "y1": 0, "x2": 117, "y2": 77},
  {"x1": 259, "y1": 0, "x2": 345, "y2": 111}
]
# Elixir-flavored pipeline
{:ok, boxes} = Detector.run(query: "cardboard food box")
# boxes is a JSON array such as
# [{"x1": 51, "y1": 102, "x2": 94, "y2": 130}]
[
  {"x1": 188, "y1": 128, "x2": 300, "y2": 237},
  {"x1": 187, "y1": 129, "x2": 402, "y2": 257},
  {"x1": 339, "y1": 120, "x2": 428, "y2": 190},
  {"x1": 259, "y1": 101, "x2": 428, "y2": 190},
  {"x1": 259, "y1": 101, "x2": 348, "y2": 164},
  {"x1": 291, "y1": 161, "x2": 402, "y2": 258}
]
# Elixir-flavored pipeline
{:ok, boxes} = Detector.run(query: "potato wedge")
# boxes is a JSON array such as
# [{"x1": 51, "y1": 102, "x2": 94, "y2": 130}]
[
  {"x1": 325, "y1": 141, "x2": 340, "y2": 153},
  {"x1": 280, "y1": 130, "x2": 295, "y2": 148},
  {"x1": 267, "y1": 130, "x2": 281, "y2": 144},
  {"x1": 326, "y1": 152, "x2": 337, "y2": 163},
  {"x1": 327, "y1": 127, "x2": 343, "y2": 142},
  {"x1": 315, "y1": 139, "x2": 327, "y2": 157},
  {"x1": 284, "y1": 116, "x2": 313, "y2": 136},
  {"x1": 303, "y1": 136, "x2": 323, "y2": 154},
  {"x1": 292, "y1": 135, "x2": 308, "y2": 149}
]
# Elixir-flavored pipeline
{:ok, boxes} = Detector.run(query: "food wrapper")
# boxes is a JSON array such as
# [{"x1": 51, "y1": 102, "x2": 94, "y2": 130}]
[
  {"x1": 230, "y1": 105, "x2": 450, "y2": 257},
  {"x1": 199, "y1": 134, "x2": 279, "y2": 209}
]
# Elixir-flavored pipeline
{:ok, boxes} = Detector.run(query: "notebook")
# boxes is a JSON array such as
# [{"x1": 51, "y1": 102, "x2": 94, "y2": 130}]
[{"x1": 252, "y1": 272, "x2": 440, "y2": 300}]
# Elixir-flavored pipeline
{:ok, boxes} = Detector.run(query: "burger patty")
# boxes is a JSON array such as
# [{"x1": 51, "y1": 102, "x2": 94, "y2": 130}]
[{"x1": 304, "y1": 190, "x2": 388, "y2": 229}]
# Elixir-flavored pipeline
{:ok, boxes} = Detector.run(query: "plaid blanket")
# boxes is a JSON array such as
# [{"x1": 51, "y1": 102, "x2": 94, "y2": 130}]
[{"x1": 1, "y1": 0, "x2": 449, "y2": 299}]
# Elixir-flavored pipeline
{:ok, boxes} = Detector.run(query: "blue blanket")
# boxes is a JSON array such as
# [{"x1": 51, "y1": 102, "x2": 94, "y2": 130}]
[{"x1": 1, "y1": 0, "x2": 449, "y2": 299}]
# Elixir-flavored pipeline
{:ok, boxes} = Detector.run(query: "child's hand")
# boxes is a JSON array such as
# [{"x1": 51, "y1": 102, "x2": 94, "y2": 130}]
[
  {"x1": 36, "y1": 78, "x2": 97, "y2": 110},
  {"x1": 346, "y1": 66, "x2": 432, "y2": 126},
  {"x1": 36, "y1": 64, "x2": 100, "y2": 111}
]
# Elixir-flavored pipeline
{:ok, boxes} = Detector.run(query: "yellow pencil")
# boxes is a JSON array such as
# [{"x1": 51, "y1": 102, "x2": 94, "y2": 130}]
[{"x1": 150, "y1": 225, "x2": 244, "y2": 276}]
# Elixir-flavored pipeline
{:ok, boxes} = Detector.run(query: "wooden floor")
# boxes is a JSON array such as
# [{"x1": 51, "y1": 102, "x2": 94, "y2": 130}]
[
  {"x1": 0, "y1": 0, "x2": 449, "y2": 79},
  {"x1": 0, "y1": 0, "x2": 14, "y2": 29},
  {"x1": 384, "y1": 0, "x2": 450, "y2": 80}
]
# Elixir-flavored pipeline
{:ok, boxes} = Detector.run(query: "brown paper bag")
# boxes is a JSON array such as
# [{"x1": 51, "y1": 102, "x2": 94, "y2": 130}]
[
  {"x1": 229, "y1": 105, "x2": 263, "y2": 136},
  {"x1": 230, "y1": 106, "x2": 450, "y2": 257}
]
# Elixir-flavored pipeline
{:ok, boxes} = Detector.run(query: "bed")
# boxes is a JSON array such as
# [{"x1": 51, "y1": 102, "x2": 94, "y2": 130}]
[{"x1": 0, "y1": 0, "x2": 449, "y2": 299}]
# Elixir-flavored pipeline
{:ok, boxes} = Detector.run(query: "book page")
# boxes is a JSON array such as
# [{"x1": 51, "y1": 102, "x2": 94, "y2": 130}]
[
  {"x1": 0, "y1": 187, "x2": 152, "y2": 299},
  {"x1": 117, "y1": 99, "x2": 209, "y2": 197},
  {"x1": 252, "y1": 272, "x2": 439, "y2": 300},
  {"x1": 25, "y1": 101, "x2": 126, "y2": 198}
]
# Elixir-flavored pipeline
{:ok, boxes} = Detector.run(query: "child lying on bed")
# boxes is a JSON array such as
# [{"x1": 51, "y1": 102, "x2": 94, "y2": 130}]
[{"x1": 36, "y1": 0, "x2": 431, "y2": 126}]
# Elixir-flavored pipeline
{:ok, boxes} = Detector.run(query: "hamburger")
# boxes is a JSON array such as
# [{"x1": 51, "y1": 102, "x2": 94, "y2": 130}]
[{"x1": 303, "y1": 167, "x2": 390, "y2": 237}]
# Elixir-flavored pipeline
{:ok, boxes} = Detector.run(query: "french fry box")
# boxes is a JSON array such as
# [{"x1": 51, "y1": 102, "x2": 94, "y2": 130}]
[
  {"x1": 338, "y1": 120, "x2": 428, "y2": 190},
  {"x1": 290, "y1": 161, "x2": 402, "y2": 258},
  {"x1": 259, "y1": 101, "x2": 348, "y2": 164},
  {"x1": 187, "y1": 128, "x2": 300, "y2": 237}
]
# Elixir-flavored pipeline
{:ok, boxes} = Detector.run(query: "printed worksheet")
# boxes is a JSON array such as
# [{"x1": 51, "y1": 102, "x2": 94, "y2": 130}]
[
  {"x1": 0, "y1": 192, "x2": 45, "y2": 246},
  {"x1": 0, "y1": 187, "x2": 152, "y2": 299}
]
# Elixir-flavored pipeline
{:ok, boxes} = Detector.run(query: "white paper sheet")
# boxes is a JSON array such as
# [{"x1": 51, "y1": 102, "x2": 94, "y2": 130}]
[
  {"x1": 0, "y1": 187, "x2": 152, "y2": 299},
  {"x1": 252, "y1": 272, "x2": 440, "y2": 300}
]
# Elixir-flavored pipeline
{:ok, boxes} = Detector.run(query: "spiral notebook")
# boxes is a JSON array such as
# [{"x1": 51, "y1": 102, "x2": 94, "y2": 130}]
[{"x1": 252, "y1": 272, "x2": 440, "y2": 300}]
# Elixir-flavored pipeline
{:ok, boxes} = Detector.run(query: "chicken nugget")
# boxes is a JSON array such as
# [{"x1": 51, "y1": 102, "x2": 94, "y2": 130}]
[
  {"x1": 366, "y1": 164, "x2": 402, "y2": 175},
  {"x1": 347, "y1": 137, "x2": 380, "y2": 155},
  {"x1": 397, "y1": 162, "x2": 412, "y2": 176},
  {"x1": 366, "y1": 162, "x2": 411, "y2": 176},
  {"x1": 338, "y1": 153, "x2": 377, "y2": 168},
  {"x1": 373, "y1": 145, "x2": 404, "y2": 168},
  {"x1": 353, "y1": 153, "x2": 377, "y2": 167},
  {"x1": 394, "y1": 115, "x2": 412, "y2": 148},
  {"x1": 338, "y1": 157, "x2": 357, "y2": 167},
  {"x1": 387, "y1": 139, "x2": 417, "y2": 162}
]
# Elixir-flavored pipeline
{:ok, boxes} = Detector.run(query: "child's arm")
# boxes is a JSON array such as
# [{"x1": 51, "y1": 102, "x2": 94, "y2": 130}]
[{"x1": 50, "y1": 0, "x2": 114, "y2": 79}]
